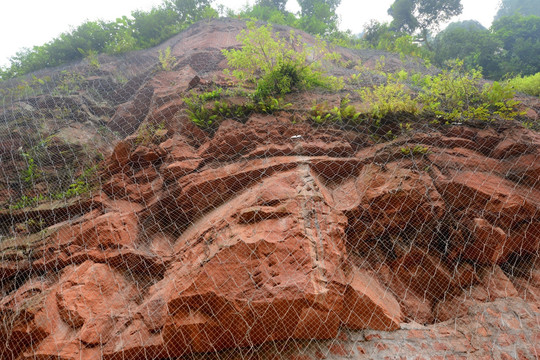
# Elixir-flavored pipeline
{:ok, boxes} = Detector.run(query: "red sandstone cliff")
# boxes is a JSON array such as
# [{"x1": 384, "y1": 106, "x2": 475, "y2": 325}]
[{"x1": 0, "y1": 18, "x2": 539, "y2": 359}]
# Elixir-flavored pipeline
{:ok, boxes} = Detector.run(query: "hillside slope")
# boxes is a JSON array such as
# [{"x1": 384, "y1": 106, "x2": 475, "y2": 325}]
[{"x1": 0, "y1": 18, "x2": 539, "y2": 360}]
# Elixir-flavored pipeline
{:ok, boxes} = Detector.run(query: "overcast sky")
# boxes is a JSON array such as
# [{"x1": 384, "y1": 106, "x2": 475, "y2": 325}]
[{"x1": 0, "y1": 0, "x2": 500, "y2": 67}]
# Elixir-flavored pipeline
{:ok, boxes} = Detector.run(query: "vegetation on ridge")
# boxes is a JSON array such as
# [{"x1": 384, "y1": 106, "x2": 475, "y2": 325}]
[
  {"x1": 183, "y1": 24, "x2": 526, "y2": 133},
  {"x1": 1, "y1": 0, "x2": 539, "y2": 89},
  {"x1": 1, "y1": 0, "x2": 539, "y2": 212}
]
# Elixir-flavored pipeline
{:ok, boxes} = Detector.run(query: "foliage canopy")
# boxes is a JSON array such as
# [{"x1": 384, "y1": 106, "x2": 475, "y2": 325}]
[
  {"x1": 256, "y1": 0, "x2": 288, "y2": 12},
  {"x1": 0, "y1": 0, "x2": 539, "y2": 85},
  {"x1": 495, "y1": 0, "x2": 540, "y2": 20},
  {"x1": 0, "y1": 0, "x2": 217, "y2": 80},
  {"x1": 388, "y1": 0, "x2": 463, "y2": 47},
  {"x1": 297, "y1": 0, "x2": 342, "y2": 35},
  {"x1": 433, "y1": 21, "x2": 501, "y2": 78}
]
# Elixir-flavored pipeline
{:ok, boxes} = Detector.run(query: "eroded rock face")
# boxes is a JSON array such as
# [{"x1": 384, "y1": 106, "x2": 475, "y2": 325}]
[
  {"x1": 0, "y1": 115, "x2": 538, "y2": 359},
  {"x1": 0, "y1": 18, "x2": 539, "y2": 360}
]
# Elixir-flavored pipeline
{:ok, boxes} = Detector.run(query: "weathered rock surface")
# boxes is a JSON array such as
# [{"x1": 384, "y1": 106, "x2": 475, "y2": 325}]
[
  {"x1": 1, "y1": 115, "x2": 538, "y2": 359},
  {"x1": 0, "y1": 18, "x2": 539, "y2": 360}
]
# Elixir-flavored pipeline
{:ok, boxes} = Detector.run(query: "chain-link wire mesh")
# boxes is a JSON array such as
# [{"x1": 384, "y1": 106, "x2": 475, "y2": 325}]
[{"x1": 0, "y1": 18, "x2": 539, "y2": 360}]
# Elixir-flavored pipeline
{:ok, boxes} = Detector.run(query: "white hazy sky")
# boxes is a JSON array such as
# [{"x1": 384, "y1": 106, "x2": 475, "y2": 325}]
[{"x1": 0, "y1": 0, "x2": 500, "y2": 67}]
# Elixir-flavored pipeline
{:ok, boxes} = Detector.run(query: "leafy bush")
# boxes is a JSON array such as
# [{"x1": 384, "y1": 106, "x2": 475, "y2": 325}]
[
  {"x1": 491, "y1": 14, "x2": 540, "y2": 78},
  {"x1": 297, "y1": 0, "x2": 340, "y2": 36},
  {"x1": 222, "y1": 21, "x2": 342, "y2": 100},
  {"x1": 508, "y1": 72, "x2": 540, "y2": 97},
  {"x1": 184, "y1": 87, "x2": 291, "y2": 130},
  {"x1": 256, "y1": 61, "x2": 304, "y2": 99},
  {"x1": 400, "y1": 145, "x2": 429, "y2": 156},
  {"x1": 432, "y1": 20, "x2": 502, "y2": 79},
  {"x1": 418, "y1": 60, "x2": 522, "y2": 122},
  {"x1": 198, "y1": 87, "x2": 223, "y2": 102},
  {"x1": 380, "y1": 33, "x2": 430, "y2": 60},
  {"x1": 357, "y1": 77, "x2": 417, "y2": 120},
  {"x1": 10, "y1": 165, "x2": 98, "y2": 210},
  {"x1": 184, "y1": 91, "x2": 254, "y2": 129},
  {"x1": 104, "y1": 17, "x2": 138, "y2": 54},
  {"x1": 0, "y1": 75, "x2": 51, "y2": 100},
  {"x1": 310, "y1": 95, "x2": 361, "y2": 124},
  {"x1": 0, "y1": 20, "x2": 113, "y2": 80},
  {"x1": 52, "y1": 71, "x2": 85, "y2": 96},
  {"x1": 20, "y1": 151, "x2": 41, "y2": 186},
  {"x1": 257, "y1": 97, "x2": 292, "y2": 114},
  {"x1": 78, "y1": 48, "x2": 101, "y2": 69},
  {"x1": 130, "y1": 7, "x2": 180, "y2": 48},
  {"x1": 9, "y1": 194, "x2": 47, "y2": 210},
  {"x1": 158, "y1": 46, "x2": 176, "y2": 71},
  {"x1": 53, "y1": 165, "x2": 98, "y2": 200},
  {"x1": 135, "y1": 122, "x2": 166, "y2": 145},
  {"x1": 327, "y1": 30, "x2": 366, "y2": 50}
]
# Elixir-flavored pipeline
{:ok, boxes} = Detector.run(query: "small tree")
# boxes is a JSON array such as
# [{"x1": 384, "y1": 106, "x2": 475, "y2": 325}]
[
  {"x1": 222, "y1": 21, "x2": 342, "y2": 99},
  {"x1": 388, "y1": 0, "x2": 419, "y2": 33}
]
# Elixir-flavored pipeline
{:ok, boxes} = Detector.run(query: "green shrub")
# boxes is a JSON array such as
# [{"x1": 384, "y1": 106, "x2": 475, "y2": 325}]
[
  {"x1": 222, "y1": 21, "x2": 342, "y2": 100},
  {"x1": 198, "y1": 88, "x2": 223, "y2": 102},
  {"x1": 508, "y1": 73, "x2": 540, "y2": 97},
  {"x1": 357, "y1": 78, "x2": 417, "y2": 120},
  {"x1": 53, "y1": 165, "x2": 98, "y2": 200},
  {"x1": 9, "y1": 194, "x2": 47, "y2": 210},
  {"x1": 184, "y1": 91, "x2": 254, "y2": 129},
  {"x1": 184, "y1": 88, "x2": 292, "y2": 130},
  {"x1": 135, "y1": 122, "x2": 166, "y2": 145},
  {"x1": 78, "y1": 48, "x2": 101, "y2": 69},
  {"x1": 257, "y1": 97, "x2": 292, "y2": 114},
  {"x1": 310, "y1": 95, "x2": 361, "y2": 124},
  {"x1": 52, "y1": 71, "x2": 85, "y2": 96},
  {"x1": 255, "y1": 61, "x2": 303, "y2": 99},
  {"x1": 328, "y1": 31, "x2": 366, "y2": 50},
  {"x1": 158, "y1": 46, "x2": 176, "y2": 71},
  {"x1": 0, "y1": 75, "x2": 51, "y2": 101},
  {"x1": 0, "y1": 2, "x2": 217, "y2": 80},
  {"x1": 400, "y1": 145, "x2": 429, "y2": 156},
  {"x1": 418, "y1": 60, "x2": 522, "y2": 122},
  {"x1": 20, "y1": 151, "x2": 41, "y2": 186},
  {"x1": 10, "y1": 165, "x2": 98, "y2": 210},
  {"x1": 185, "y1": 98, "x2": 217, "y2": 129}
]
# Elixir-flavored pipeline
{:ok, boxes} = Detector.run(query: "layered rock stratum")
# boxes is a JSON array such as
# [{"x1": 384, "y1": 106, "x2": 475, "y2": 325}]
[{"x1": 0, "y1": 18, "x2": 539, "y2": 359}]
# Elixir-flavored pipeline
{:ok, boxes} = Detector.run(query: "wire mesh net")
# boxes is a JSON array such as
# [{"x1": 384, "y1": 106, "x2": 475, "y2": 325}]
[{"x1": 0, "y1": 18, "x2": 539, "y2": 360}]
